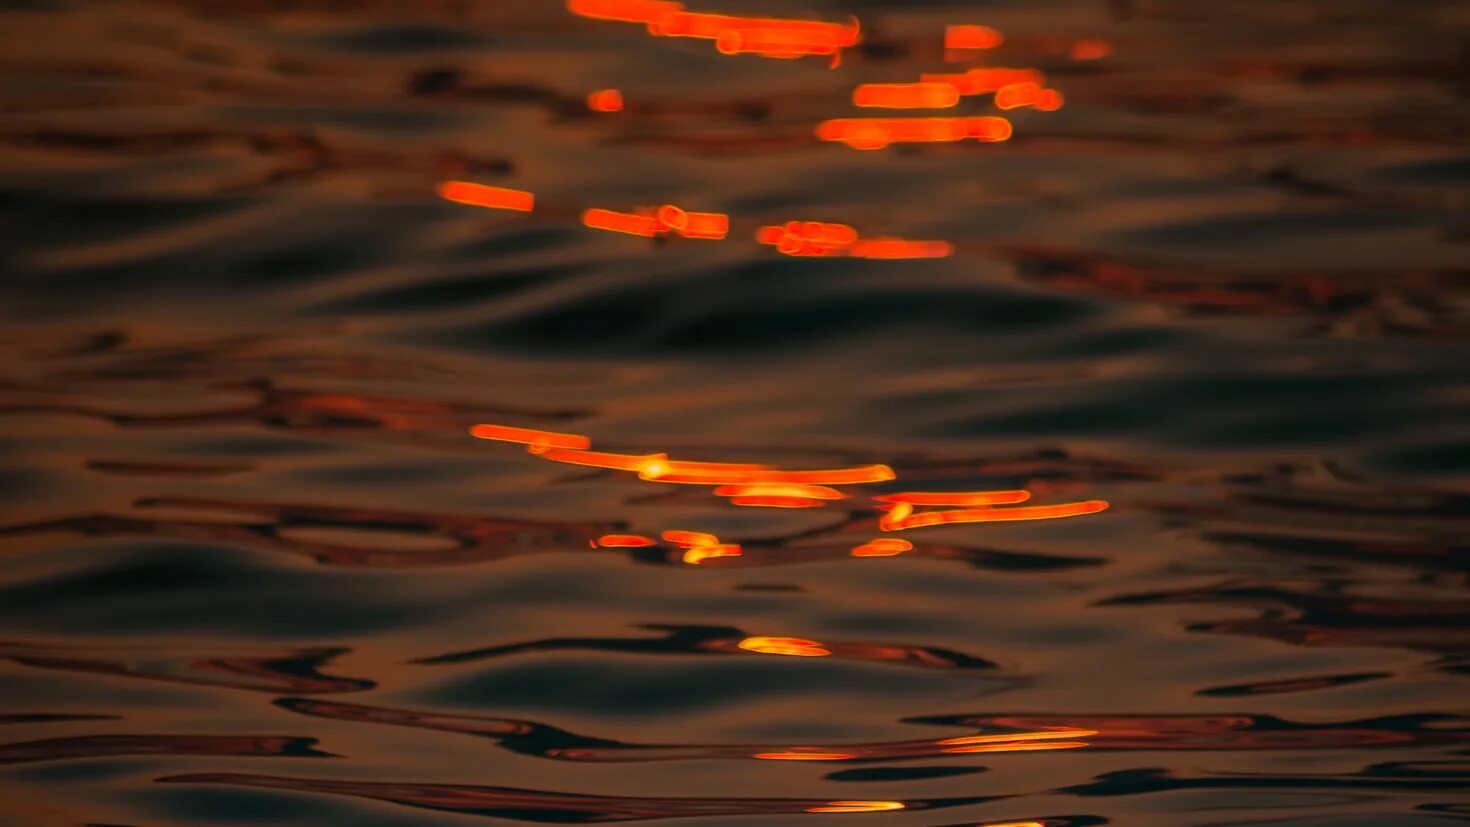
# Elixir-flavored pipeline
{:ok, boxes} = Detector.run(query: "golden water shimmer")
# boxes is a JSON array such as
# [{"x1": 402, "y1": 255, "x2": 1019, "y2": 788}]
[{"x1": 1, "y1": 0, "x2": 1467, "y2": 825}]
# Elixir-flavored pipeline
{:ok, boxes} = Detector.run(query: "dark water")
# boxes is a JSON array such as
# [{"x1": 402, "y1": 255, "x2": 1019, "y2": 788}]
[{"x1": 2, "y1": 1, "x2": 1469, "y2": 825}]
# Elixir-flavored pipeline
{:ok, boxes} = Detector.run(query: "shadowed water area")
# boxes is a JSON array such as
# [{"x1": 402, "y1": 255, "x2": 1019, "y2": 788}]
[{"x1": 1, "y1": 0, "x2": 1468, "y2": 825}]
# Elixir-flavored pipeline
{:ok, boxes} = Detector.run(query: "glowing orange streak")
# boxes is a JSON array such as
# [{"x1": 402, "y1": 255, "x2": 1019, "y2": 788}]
[
  {"x1": 661, "y1": 529, "x2": 718, "y2": 548},
  {"x1": 850, "y1": 239, "x2": 954, "y2": 259},
  {"x1": 537, "y1": 447, "x2": 668, "y2": 473},
  {"x1": 679, "y1": 211, "x2": 729, "y2": 239},
  {"x1": 643, "y1": 464, "x2": 896, "y2": 485},
  {"x1": 945, "y1": 24, "x2": 1003, "y2": 50},
  {"x1": 593, "y1": 534, "x2": 657, "y2": 547},
  {"x1": 937, "y1": 729, "x2": 1098, "y2": 746},
  {"x1": 754, "y1": 751, "x2": 858, "y2": 761},
  {"x1": 662, "y1": 459, "x2": 770, "y2": 473},
  {"x1": 943, "y1": 740, "x2": 1089, "y2": 754},
  {"x1": 568, "y1": 0, "x2": 682, "y2": 24},
  {"x1": 716, "y1": 29, "x2": 844, "y2": 58},
  {"x1": 438, "y1": 181, "x2": 535, "y2": 212},
  {"x1": 852, "y1": 82, "x2": 959, "y2": 109},
  {"x1": 852, "y1": 538, "x2": 913, "y2": 557},
  {"x1": 586, "y1": 88, "x2": 624, "y2": 112},
  {"x1": 980, "y1": 822, "x2": 1046, "y2": 827},
  {"x1": 876, "y1": 490, "x2": 1031, "y2": 506},
  {"x1": 1036, "y1": 88, "x2": 1064, "y2": 111},
  {"x1": 652, "y1": 11, "x2": 858, "y2": 45},
  {"x1": 995, "y1": 81, "x2": 1043, "y2": 110},
  {"x1": 713, "y1": 483, "x2": 845, "y2": 499},
  {"x1": 728, "y1": 495, "x2": 828, "y2": 508},
  {"x1": 885, "y1": 500, "x2": 1110, "y2": 530},
  {"x1": 807, "y1": 801, "x2": 905, "y2": 814},
  {"x1": 921, "y1": 67, "x2": 1045, "y2": 95},
  {"x1": 739, "y1": 636, "x2": 830, "y2": 656},
  {"x1": 816, "y1": 117, "x2": 1011, "y2": 149},
  {"x1": 469, "y1": 424, "x2": 590, "y2": 450},
  {"x1": 683, "y1": 544, "x2": 741, "y2": 564},
  {"x1": 878, "y1": 500, "x2": 914, "y2": 531},
  {"x1": 583, "y1": 208, "x2": 663, "y2": 237}
]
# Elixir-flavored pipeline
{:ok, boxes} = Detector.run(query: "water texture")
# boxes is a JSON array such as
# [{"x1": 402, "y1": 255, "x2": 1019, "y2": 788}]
[{"x1": 1, "y1": 1, "x2": 1468, "y2": 825}]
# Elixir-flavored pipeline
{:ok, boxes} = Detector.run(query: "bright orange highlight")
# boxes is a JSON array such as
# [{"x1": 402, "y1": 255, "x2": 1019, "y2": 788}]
[
  {"x1": 876, "y1": 491, "x2": 1031, "y2": 506},
  {"x1": 758, "y1": 221, "x2": 860, "y2": 256},
  {"x1": 1070, "y1": 38, "x2": 1113, "y2": 60},
  {"x1": 583, "y1": 208, "x2": 663, "y2": 237},
  {"x1": 651, "y1": 11, "x2": 859, "y2": 47},
  {"x1": 945, "y1": 24, "x2": 1003, "y2": 50},
  {"x1": 921, "y1": 67, "x2": 1045, "y2": 96},
  {"x1": 753, "y1": 751, "x2": 858, "y2": 761},
  {"x1": 648, "y1": 205, "x2": 729, "y2": 239},
  {"x1": 715, "y1": 28, "x2": 845, "y2": 59},
  {"x1": 714, "y1": 483, "x2": 846, "y2": 500},
  {"x1": 728, "y1": 495, "x2": 828, "y2": 508},
  {"x1": 850, "y1": 239, "x2": 954, "y2": 259},
  {"x1": 816, "y1": 116, "x2": 1011, "y2": 149},
  {"x1": 586, "y1": 88, "x2": 624, "y2": 112},
  {"x1": 853, "y1": 82, "x2": 960, "y2": 109},
  {"x1": 567, "y1": 0, "x2": 681, "y2": 24},
  {"x1": 643, "y1": 464, "x2": 895, "y2": 486},
  {"x1": 536, "y1": 448, "x2": 668, "y2": 473},
  {"x1": 943, "y1": 740, "x2": 1089, "y2": 754},
  {"x1": 884, "y1": 500, "x2": 1110, "y2": 530},
  {"x1": 738, "y1": 636, "x2": 831, "y2": 657},
  {"x1": 994, "y1": 83, "x2": 1063, "y2": 112},
  {"x1": 1036, "y1": 88, "x2": 1064, "y2": 111},
  {"x1": 661, "y1": 529, "x2": 718, "y2": 548},
  {"x1": 682, "y1": 544, "x2": 741, "y2": 564},
  {"x1": 937, "y1": 729, "x2": 1098, "y2": 746},
  {"x1": 852, "y1": 538, "x2": 913, "y2": 557},
  {"x1": 469, "y1": 424, "x2": 589, "y2": 450},
  {"x1": 594, "y1": 534, "x2": 657, "y2": 548},
  {"x1": 807, "y1": 801, "x2": 905, "y2": 814},
  {"x1": 879, "y1": 500, "x2": 914, "y2": 531},
  {"x1": 438, "y1": 181, "x2": 535, "y2": 212}
]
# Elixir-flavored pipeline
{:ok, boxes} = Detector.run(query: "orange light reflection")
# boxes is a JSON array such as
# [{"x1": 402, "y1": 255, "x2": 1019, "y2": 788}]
[
  {"x1": 438, "y1": 181, "x2": 535, "y2": 213},
  {"x1": 582, "y1": 208, "x2": 662, "y2": 237},
  {"x1": 1071, "y1": 38, "x2": 1113, "y2": 60},
  {"x1": 807, "y1": 801, "x2": 906, "y2": 814},
  {"x1": 753, "y1": 751, "x2": 858, "y2": 761},
  {"x1": 713, "y1": 483, "x2": 846, "y2": 499},
  {"x1": 850, "y1": 239, "x2": 954, "y2": 259},
  {"x1": 567, "y1": 0, "x2": 681, "y2": 24},
  {"x1": 885, "y1": 500, "x2": 1110, "y2": 530},
  {"x1": 816, "y1": 116, "x2": 1011, "y2": 149},
  {"x1": 739, "y1": 636, "x2": 831, "y2": 657},
  {"x1": 853, "y1": 82, "x2": 960, "y2": 109},
  {"x1": 728, "y1": 495, "x2": 828, "y2": 508},
  {"x1": 921, "y1": 67, "x2": 1045, "y2": 96},
  {"x1": 537, "y1": 448, "x2": 668, "y2": 473},
  {"x1": 682, "y1": 544, "x2": 742, "y2": 564},
  {"x1": 945, "y1": 24, "x2": 1003, "y2": 50},
  {"x1": 586, "y1": 88, "x2": 624, "y2": 112},
  {"x1": 876, "y1": 490, "x2": 1031, "y2": 506},
  {"x1": 469, "y1": 424, "x2": 589, "y2": 450},
  {"x1": 643, "y1": 464, "x2": 896, "y2": 486},
  {"x1": 594, "y1": 534, "x2": 657, "y2": 548},
  {"x1": 852, "y1": 538, "x2": 913, "y2": 557},
  {"x1": 937, "y1": 728, "x2": 1098, "y2": 746},
  {"x1": 943, "y1": 740, "x2": 1090, "y2": 754}
]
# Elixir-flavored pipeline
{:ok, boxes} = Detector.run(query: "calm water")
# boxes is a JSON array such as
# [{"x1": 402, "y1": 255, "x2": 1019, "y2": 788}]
[{"x1": 2, "y1": 1, "x2": 1469, "y2": 825}]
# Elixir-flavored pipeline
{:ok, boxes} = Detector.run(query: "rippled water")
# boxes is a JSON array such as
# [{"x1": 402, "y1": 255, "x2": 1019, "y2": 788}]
[{"x1": 2, "y1": 1, "x2": 1469, "y2": 825}]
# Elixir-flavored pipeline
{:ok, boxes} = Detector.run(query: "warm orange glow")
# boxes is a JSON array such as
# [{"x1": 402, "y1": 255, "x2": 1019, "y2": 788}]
[
  {"x1": 945, "y1": 24, "x2": 1003, "y2": 50},
  {"x1": 739, "y1": 636, "x2": 831, "y2": 657},
  {"x1": 921, "y1": 67, "x2": 1045, "y2": 96},
  {"x1": 567, "y1": 0, "x2": 682, "y2": 24},
  {"x1": 713, "y1": 483, "x2": 846, "y2": 499},
  {"x1": 807, "y1": 801, "x2": 906, "y2": 814},
  {"x1": 758, "y1": 221, "x2": 860, "y2": 256},
  {"x1": 586, "y1": 88, "x2": 624, "y2": 112},
  {"x1": 469, "y1": 424, "x2": 589, "y2": 450},
  {"x1": 680, "y1": 211, "x2": 730, "y2": 239},
  {"x1": 937, "y1": 729, "x2": 1098, "y2": 746},
  {"x1": 876, "y1": 490, "x2": 1031, "y2": 506},
  {"x1": 594, "y1": 534, "x2": 658, "y2": 548},
  {"x1": 995, "y1": 81, "x2": 1041, "y2": 110},
  {"x1": 942, "y1": 740, "x2": 1090, "y2": 754},
  {"x1": 682, "y1": 544, "x2": 742, "y2": 564},
  {"x1": 438, "y1": 181, "x2": 535, "y2": 213},
  {"x1": 643, "y1": 463, "x2": 895, "y2": 486},
  {"x1": 1036, "y1": 88, "x2": 1064, "y2": 111},
  {"x1": 879, "y1": 500, "x2": 914, "y2": 531},
  {"x1": 1070, "y1": 37, "x2": 1113, "y2": 60},
  {"x1": 853, "y1": 82, "x2": 960, "y2": 109},
  {"x1": 816, "y1": 116, "x2": 1011, "y2": 149},
  {"x1": 852, "y1": 538, "x2": 913, "y2": 557},
  {"x1": 885, "y1": 500, "x2": 1110, "y2": 530},
  {"x1": 715, "y1": 28, "x2": 845, "y2": 59},
  {"x1": 650, "y1": 11, "x2": 859, "y2": 47},
  {"x1": 979, "y1": 822, "x2": 1046, "y2": 827},
  {"x1": 655, "y1": 204, "x2": 687, "y2": 231},
  {"x1": 728, "y1": 495, "x2": 828, "y2": 508},
  {"x1": 582, "y1": 208, "x2": 663, "y2": 237},
  {"x1": 753, "y1": 751, "x2": 858, "y2": 761},
  {"x1": 850, "y1": 239, "x2": 954, "y2": 259},
  {"x1": 536, "y1": 447, "x2": 668, "y2": 473},
  {"x1": 661, "y1": 529, "x2": 718, "y2": 547}
]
